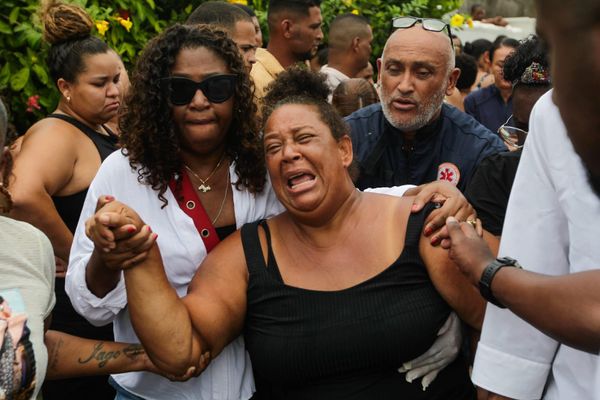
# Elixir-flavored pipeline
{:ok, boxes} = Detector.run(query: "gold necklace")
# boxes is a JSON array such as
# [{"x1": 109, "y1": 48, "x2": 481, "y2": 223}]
[
  {"x1": 211, "y1": 171, "x2": 230, "y2": 225},
  {"x1": 184, "y1": 153, "x2": 225, "y2": 193}
]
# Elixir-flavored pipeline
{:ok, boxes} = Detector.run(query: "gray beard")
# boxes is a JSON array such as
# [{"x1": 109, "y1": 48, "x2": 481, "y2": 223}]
[{"x1": 380, "y1": 86, "x2": 446, "y2": 132}]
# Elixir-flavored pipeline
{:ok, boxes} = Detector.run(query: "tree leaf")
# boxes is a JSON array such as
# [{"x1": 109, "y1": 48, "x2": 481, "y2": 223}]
[
  {"x1": 32, "y1": 64, "x2": 48, "y2": 85},
  {"x1": 11, "y1": 67, "x2": 30, "y2": 91},
  {"x1": 9, "y1": 7, "x2": 20, "y2": 24},
  {"x1": 0, "y1": 63, "x2": 11, "y2": 88},
  {"x1": 0, "y1": 20, "x2": 12, "y2": 34}
]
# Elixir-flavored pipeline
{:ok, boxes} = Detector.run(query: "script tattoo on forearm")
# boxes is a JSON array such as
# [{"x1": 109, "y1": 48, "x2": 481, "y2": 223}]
[
  {"x1": 78, "y1": 343, "x2": 121, "y2": 368},
  {"x1": 77, "y1": 342, "x2": 147, "y2": 369}
]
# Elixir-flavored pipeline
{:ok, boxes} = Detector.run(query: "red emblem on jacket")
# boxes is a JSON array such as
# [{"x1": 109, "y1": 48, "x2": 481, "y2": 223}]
[{"x1": 437, "y1": 162, "x2": 460, "y2": 186}]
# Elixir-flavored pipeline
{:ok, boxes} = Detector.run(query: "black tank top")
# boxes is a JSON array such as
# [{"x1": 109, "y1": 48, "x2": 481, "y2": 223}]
[
  {"x1": 241, "y1": 206, "x2": 475, "y2": 400},
  {"x1": 48, "y1": 113, "x2": 118, "y2": 233}
]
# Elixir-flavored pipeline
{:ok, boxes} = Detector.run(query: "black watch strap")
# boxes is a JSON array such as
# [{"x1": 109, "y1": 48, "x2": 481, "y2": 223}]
[{"x1": 479, "y1": 257, "x2": 521, "y2": 308}]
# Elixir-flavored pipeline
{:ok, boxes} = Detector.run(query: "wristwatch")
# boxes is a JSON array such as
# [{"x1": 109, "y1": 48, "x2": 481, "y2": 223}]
[{"x1": 479, "y1": 257, "x2": 522, "y2": 308}]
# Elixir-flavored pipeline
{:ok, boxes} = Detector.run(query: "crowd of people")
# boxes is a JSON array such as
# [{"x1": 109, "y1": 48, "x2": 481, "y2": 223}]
[{"x1": 1, "y1": 0, "x2": 599, "y2": 399}]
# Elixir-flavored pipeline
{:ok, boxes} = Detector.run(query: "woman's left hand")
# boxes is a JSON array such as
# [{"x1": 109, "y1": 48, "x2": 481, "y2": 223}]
[{"x1": 406, "y1": 181, "x2": 476, "y2": 245}]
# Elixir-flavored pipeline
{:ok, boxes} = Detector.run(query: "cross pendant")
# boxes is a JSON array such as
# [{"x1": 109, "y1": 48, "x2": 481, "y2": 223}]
[{"x1": 198, "y1": 184, "x2": 211, "y2": 193}]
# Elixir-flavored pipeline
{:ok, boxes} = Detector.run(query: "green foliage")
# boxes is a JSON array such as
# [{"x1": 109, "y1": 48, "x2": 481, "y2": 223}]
[
  {"x1": 0, "y1": 0, "x2": 193, "y2": 133},
  {"x1": 1, "y1": 0, "x2": 461, "y2": 132}
]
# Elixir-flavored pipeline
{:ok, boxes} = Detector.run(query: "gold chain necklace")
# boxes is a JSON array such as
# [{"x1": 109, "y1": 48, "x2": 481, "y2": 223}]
[
  {"x1": 184, "y1": 153, "x2": 225, "y2": 193},
  {"x1": 211, "y1": 170, "x2": 230, "y2": 225}
]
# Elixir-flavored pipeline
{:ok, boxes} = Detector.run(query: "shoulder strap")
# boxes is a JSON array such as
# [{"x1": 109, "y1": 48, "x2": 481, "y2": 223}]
[
  {"x1": 240, "y1": 220, "x2": 284, "y2": 282},
  {"x1": 241, "y1": 221, "x2": 267, "y2": 275},
  {"x1": 48, "y1": 113, "x2": 97, "y2": 136},
  {"x1": 168, "y1": 172, "x2": 220, "y2": 253},
  {"x1": 403, "y1": 202, "x2": 437, "y2": 248},
  {"x1": 47, "y1": 113, "x2": 118, "y2": 159}
]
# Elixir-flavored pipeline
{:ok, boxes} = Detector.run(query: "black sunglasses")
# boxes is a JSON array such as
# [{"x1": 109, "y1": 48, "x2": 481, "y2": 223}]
[
  {"x1": 392, "y1": 16, "x2": 453, "y2": 45},
  {"x1": 159, "y1": 74, "x2": 238, "y2": 105}
]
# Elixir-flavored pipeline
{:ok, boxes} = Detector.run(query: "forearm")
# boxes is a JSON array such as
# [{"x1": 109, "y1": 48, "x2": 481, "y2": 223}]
[
  {"x1": 492, "y1": 269, "x2": 600, "y2": 353},
  {"x1": 433, "y1": 270, "x2": 485, "y2": 330},
  {"x1": 44, "y1": 330, "x2": 147, "y2": 379},
  {"x1": 10, "y1": 192, "x2": 73, "y2": 261},
  {"x1": 85, "y1": 248, "x2": 122, "y2": 298},
  {"x1": 124, "y1": 245, "x2": 202, "y2": 375}
]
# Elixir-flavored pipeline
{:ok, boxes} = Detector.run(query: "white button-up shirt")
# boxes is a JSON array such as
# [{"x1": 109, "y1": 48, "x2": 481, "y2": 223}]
[
  {"x1": 472, "y1": 91, "x2": 600, "y2": 399},
  {"x1": 66, "y1": 152, "x2": 284, "y2": 400}
]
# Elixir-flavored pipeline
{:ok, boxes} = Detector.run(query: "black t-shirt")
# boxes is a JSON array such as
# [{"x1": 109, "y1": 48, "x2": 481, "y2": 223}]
[{"x1": 465, "y1": 150, "x2": 522, "y2": 236}]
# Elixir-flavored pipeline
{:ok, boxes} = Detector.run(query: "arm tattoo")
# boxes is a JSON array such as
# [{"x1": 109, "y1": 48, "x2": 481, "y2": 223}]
[
  {"x1": 47, "y1": 337, "x2": 65, "y2": 372},
  {"x1": 78, "y1": 343, "x2": 121, "y2": 368},
  {"x1": 122, "y1": 344, "x2": 145, "y2": 360}
]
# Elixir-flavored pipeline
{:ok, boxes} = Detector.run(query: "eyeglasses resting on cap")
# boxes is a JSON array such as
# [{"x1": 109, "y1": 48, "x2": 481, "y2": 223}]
[
  {"x1": 391, "y1": 16, "x2": 453, "y2": 45},
  {"x1": 160, "y1": 74, "x2": 238, "y2": 106},
  {"x1": 498, "y1": 114, "x2": 528, "y2": 150}
]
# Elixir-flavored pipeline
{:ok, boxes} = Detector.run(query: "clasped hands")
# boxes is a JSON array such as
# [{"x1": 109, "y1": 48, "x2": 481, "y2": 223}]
[{"x1": 85, "y1": 195, "x2": 156, "y2": 270}]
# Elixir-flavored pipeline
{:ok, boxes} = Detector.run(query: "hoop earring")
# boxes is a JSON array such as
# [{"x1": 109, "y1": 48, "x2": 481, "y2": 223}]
[{"x1": 0, "y1": 182, "x2": 13, "y2": 214}]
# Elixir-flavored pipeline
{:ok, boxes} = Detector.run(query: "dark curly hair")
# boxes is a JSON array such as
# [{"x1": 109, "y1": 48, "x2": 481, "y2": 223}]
[
  {"x1": 503, "y1": 35, "x2": 550, "y2": 85},
  {"x1": 119, "y1": 24, "x2": 264, "y2": 206},
  {"x1": 261, "y1": 67, "x2": 358, "y2": 178}
]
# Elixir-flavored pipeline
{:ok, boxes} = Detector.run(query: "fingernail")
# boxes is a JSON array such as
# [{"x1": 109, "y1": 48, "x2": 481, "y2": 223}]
[
  {"x1": 398, "y1": 366, "x2": 407, "y2": 373},
  {"x1": 447, "y1": 216, "x2": 457, "y2": 223},
  {"x1": 153, "y1": 233, "x2": 158, "y2": 240},
  {"x1": 403, "y1": 362, "x2": 411, "y2": 370},
  {"x1": 146, "y1": 226, "x2": 152, "y2": 232},
  {"x1": 411, "y1": 204, "x2": 419, "y2": 211},
  {"x1": 431, "y1": 236, "x2": 440, "y2": 246},
  {"x1": 423, "y1": 226, "x2": 432, "y2": 236},
  {"x1": 127, "y1": 226, "x2": 136, "y2": 233},
  {"x1": 406, "y1": 374, "x2": 413, "y2": 383},
  {"x1": 105, "y1": 195, "x2": 114, "y2": 201},
  {"x1": 422, "y1": 382, "x2": 429, "y2": 391}
]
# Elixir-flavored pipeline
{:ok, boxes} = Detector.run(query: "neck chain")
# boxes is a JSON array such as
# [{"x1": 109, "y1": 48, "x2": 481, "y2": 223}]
[
  {"x1": 184, "y1": 153, "x2": 226, "y2": 193},
  {"x1": 211, "y1": 171, "x2": 230, "y2": 225}
]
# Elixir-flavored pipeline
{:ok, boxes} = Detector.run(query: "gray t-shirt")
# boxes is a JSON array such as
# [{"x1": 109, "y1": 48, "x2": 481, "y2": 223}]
[{"x1": 0, "y1": 216, "x2": 55, "y2": 400}]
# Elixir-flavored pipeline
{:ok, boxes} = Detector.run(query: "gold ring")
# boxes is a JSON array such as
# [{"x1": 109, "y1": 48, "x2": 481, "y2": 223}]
[{"x1": 466, "y1": 219, "x2": 477, "y2": 228}]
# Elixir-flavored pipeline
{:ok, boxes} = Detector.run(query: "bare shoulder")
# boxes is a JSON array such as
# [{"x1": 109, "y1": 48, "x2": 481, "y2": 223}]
[{"x1": 18, "y1": 118, "x2": 84, "y2": 156}]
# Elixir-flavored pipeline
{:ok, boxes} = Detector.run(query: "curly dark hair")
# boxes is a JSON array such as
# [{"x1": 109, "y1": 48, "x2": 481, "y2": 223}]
[
  {"x1": 119, "y1": 24, "x2": 264, "y2": 206},
  {"x1": 262, "y1": 67, "x2": 358, "y2": 179},
  {"x1": 503, "y1": 35, "x2": 550, "y2": 84}
]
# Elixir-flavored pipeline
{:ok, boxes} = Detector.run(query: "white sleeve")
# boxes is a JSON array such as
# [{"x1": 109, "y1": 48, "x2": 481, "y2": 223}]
[
  {"x1": 65, "y1": 153, "x2": 128, "y2": 327},
  {"x1": 363, "y1": 185, "x2": 415, "y2": 197},
  {"x1": 471, "y1": 95, "x2": 568, "y2": 399}
]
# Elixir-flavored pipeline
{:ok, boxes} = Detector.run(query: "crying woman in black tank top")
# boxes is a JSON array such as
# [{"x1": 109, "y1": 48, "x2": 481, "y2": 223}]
[{"x1": 92, "y1": 68, "x2": 497, "y2": 399}]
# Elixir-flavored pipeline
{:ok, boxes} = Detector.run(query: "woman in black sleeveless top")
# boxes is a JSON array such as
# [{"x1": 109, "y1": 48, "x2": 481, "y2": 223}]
[
  {"x1": 101, "y1": 69, "x2": 494, "y2": 399},
  {"x1": 7, "y1": 3, "x2": 122, "y2": 399}
]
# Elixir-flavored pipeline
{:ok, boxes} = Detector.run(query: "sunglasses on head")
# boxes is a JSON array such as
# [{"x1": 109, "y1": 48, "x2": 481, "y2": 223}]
[
  {"x1": 159, "y1": 74, "x2": 238, "y2": 106},
  {"x1": 392, "y1": 16, "x2": 453, "y2": 45}
]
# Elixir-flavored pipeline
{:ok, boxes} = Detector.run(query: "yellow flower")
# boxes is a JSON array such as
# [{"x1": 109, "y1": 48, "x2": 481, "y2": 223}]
[
  {"x1": 95, "y1": 20, "x2": 109, "y2": 36},
  {"x1": 117, "y1": 17, "x2": 133, "y2": 32},
  {"x1": 450, "y1": 14, "x2": 465, "y2": 28},
  {"x1": 227, "y1": 0, "x2": 248, "y2": 4},
  {"x1": 351, "y1": 9, "x2": 359, "y2": 15},
  {"x1": 466, "y1": 17, "x2": 474, "y2": 28}
]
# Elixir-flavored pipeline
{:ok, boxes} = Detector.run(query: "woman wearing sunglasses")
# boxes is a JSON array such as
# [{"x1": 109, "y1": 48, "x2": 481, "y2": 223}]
[
  {"x1": 64, "y1": 24, "x2": 283, "y2": 400},
  {"x1": 465, "y1": 35, "x2": 552, "y2": 237}
]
